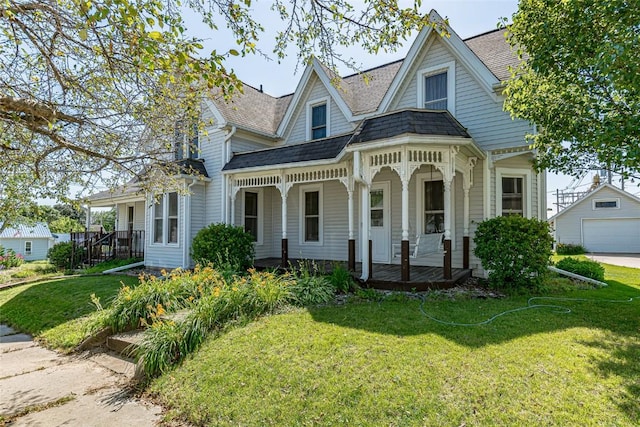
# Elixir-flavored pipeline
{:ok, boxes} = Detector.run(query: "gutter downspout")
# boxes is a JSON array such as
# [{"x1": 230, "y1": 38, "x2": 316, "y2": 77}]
[
  {"x1": 183, "y1": 178, "x2": 198, "y2": 268},
  {"x1": 222, "y1": 126, "x2": 237, "y2": 223}
]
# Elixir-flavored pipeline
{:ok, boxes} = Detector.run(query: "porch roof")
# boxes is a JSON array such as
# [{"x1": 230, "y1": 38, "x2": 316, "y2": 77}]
[
  {"x1": 349, "y1": 110, "x2": 470, "y2": 144},
  {"x1": 222, "y1": 134, "x2": 352, "y2": 171},
  {"x1": 223, "y1": 109, "x2": 472, "y2": 172}
]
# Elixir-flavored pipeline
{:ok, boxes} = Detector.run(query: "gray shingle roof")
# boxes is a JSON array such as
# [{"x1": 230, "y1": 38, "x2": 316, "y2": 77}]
[
  {"x1": 177, "y1": 159, "x2": 209, "y2": 178},
  {"x1": 223, "y1": 134, "x2": 352, "y2": 171},
  {"x1": 223, "y1": 109, "x2": 469, "y2": 171},
  {"x1": 350, "y1": 110, "x2": 470, "y2": 144},
  {"x1": 464, "y1": 28, "x2": 519, "y2": 81},
  {"x1": 212, "y1": 28, "x2": 517, "y2": 137}
]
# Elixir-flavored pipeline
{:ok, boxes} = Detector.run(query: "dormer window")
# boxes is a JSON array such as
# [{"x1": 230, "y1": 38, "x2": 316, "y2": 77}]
[
  {"x1": 174, "y1": 120, "x2": 199, "y2": 160},
  {"x1": 306, "y1": 98, "x2": 330, "y2": 141},
  {"x1": 311, "y1": 104, "x2": 327, "y2": 140},
  {"x1": 417, "y1": 61, "x2": 456, "y2": 113},
  {"x1": 424, "y1": 72, "x2": 447, "y2": 110}
]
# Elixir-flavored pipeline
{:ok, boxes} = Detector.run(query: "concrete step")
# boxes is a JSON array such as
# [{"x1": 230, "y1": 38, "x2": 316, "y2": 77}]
[
  {"x1": 88, "y1": 349, "x2": 141, "y2": 380},
  {"x1": 106, "y1": 330, "x2": 146, "y2": 357}
]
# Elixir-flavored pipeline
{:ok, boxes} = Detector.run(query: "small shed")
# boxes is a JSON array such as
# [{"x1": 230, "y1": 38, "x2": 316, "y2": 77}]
[
  {"x1": 0, "y1": 223, "x2": 55, "y2": 261},
  {"x1": 549, "y1": 184, "x2": 640, "y2": 253}
]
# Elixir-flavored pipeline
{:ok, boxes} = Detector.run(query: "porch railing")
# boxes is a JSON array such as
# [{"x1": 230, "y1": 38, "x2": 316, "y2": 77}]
[{"x1": 70, "y1": 230, "x2": 144, "y2": 266}]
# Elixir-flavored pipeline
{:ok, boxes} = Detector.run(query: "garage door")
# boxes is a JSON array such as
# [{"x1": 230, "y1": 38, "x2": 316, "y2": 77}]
[{"x1": 583, "y1": 218, "x2": 640, "y2": 253}]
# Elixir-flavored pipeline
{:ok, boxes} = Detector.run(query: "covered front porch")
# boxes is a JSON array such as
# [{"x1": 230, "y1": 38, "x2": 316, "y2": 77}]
[
  {"x1": 224, "y1": 121, "x2": 484, "y2": 283},
  {"x1": 254, "y1": 258, "x2": 471, "y2": 290}
]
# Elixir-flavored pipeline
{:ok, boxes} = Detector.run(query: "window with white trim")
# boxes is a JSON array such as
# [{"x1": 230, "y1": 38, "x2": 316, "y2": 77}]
[
  {"x1": 306, "y1": 98, "x2": 330, "y2": 141},
  {"x1": 25, "y1": 241, "x2": 32, "y2": 255},
  {"x1": 501, "y1": 177, "x2": 524, "y2": 216},
  {"x1": 424, "y1": 180, "x2": 445, "y2": 233},
  {"x1": 417, "y1": 61, "x2": 456, "y2": 113},
  {"x1": 300, "y1": 184, "x2": 323, "y2": 244},
  {"x1": 593, "y1": 198, "x2": 619, "y2": 209},
  {"x1": 243, "y1": 189, "x2": 263, "y2": 244},
  {"x1": 153, "y1": 192, "x2": 179, "y2": 245}
]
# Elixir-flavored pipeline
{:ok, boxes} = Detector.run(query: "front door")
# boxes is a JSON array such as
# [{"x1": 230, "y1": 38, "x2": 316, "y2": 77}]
[{"x1": 370, "y1": 182, "x2": 390, "y2": 263}]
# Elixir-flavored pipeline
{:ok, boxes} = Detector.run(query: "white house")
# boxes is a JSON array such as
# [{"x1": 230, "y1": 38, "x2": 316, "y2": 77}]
[
  {"x1": 85, "y1": 10, "x2": 548, "y2": 285},
  {"x1": 0, "y1": 223, "x2": 55, "y2": 261},
  {"x1": 549, "y1": 184, "x2": 640, "y2": 254}
]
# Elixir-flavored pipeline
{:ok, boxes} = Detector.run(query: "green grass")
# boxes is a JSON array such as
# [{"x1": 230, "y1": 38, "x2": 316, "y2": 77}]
[
  {"x1": 150, "y1": 263, "x2": 640, "y2": 426},
  {"x1": 0, "y1": 260, "x2": 59, "y2": 284},
  {"x1": 0, "y1": 275, "x2": 137, "y2": 351}
]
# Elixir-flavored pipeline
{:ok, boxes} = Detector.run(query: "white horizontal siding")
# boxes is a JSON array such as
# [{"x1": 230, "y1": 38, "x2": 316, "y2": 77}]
[
  {"x1": 390, "y1": 36, "x2": 533, "y2": 152},
  {"x1": 144, "y1": 193, "x2": 185, "y2": 269},
  {"x1": 285, "y1": 75, "x2": 353, "y2": 144},
  {"x1": 200, "y1": 124, "x2": 226, "y2": 226}
]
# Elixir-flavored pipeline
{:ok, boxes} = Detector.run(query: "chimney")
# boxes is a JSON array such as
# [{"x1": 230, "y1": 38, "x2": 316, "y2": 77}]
[{"x1": 259, "y1": 84, "x2": 263, "y2": 93}]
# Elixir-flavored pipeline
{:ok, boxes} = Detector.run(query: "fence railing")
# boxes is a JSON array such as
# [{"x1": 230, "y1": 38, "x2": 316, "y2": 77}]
[{"x1": 71, "y1": 230, "x2": 144, "y2": 266}]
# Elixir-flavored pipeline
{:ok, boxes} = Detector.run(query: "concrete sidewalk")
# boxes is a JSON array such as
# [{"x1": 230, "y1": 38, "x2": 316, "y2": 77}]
[
  {"x1": 0, "y1": 325, "x2": 163, "y2": 426},
  {"x1": 585, "y1": 254, "x2": 640, "y2": 269}
]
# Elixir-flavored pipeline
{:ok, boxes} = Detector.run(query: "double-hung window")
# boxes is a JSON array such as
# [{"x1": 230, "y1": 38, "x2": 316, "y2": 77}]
[
  {"x1": 424, "y1": 72, "x2": 448, "y2": 110},
  {"x1": 25, "y1": 241, "x2": 32, "y2": 255},
  {"x1": 417, "y1": 62, "x2": 455, "y2": 113},
  {"x1": 244, "y1": 191, "x2": 259, "y2": 242},
  {"x1": 300, "y1": 184, "x2": 322, "y2": 244},
  {"x1": 501, "y1": 177, "x2": 524, "y2": 216},
  {"x1": 153, "y1": 192, "x2": 179, "y2": 244},
  {"x1": 311, "y1": 103, "x2": 327, "y2": 140},
  {"x1": 424, "y1": 180, "x2": 445, "y2": 233}
]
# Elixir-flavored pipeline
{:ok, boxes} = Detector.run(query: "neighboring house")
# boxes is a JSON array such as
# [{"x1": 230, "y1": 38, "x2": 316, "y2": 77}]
[
  {"x1": 549, "y1": 184, "x2": 640, "y2": 254},
  {"x1": 0, "y1": 223, "x2": 55, "y2": 261},
  {"x1": 85, "y1": 10, "x2": 547, "y2": 282}
]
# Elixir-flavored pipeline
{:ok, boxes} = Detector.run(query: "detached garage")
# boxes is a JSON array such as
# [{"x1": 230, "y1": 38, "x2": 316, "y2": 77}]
[{"x1": 549, "y1": 184, "x2": 640, "y2": 254}]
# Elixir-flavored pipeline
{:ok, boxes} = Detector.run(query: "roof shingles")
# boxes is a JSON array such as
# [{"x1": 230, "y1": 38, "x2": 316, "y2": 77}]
[{"x1": 212, "y1": 28, "x2": 517, "y2": 135}]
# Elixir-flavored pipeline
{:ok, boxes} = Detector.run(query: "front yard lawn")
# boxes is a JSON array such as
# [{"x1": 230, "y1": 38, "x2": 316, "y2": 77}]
[
  {"x1": 150, "y1": 264, "x2": 640, "y2": 426},
  {"x1": 0, "y1": 275, "x2": 138, "y2": 351},
  {"x1": 0, "y1": 264, "x2": 638, "y2": 425}
]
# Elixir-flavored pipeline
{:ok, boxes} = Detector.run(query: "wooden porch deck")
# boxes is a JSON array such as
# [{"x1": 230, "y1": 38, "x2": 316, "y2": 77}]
[{"x1": 253, "y1": 258, "x2": 471, "y2": 291}]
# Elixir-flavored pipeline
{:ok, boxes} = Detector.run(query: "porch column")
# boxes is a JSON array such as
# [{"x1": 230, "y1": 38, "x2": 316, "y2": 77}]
[
  {"x1": 462, "y1": 158, "x2": 476, "y2": 270},
  {"x1": 401, "y1": 179, "x2": 410, "y2": 282},
  {"x1": 443, "y1": 178, "x2": 452, "y2": 280},
  {"x1": 463, "y1": 184, "x2": 470, "y2": 269},
  {"x1": 360, "y1": 183, "x2": 371, "y2": 281},
  {"x1": 347, "y1": 188, "x2": 355, "y2": 271},
  {"x1": 281, "y1": 192, "x2": 288, "y2": 268},
  {"x1": 229, "y1": 187, "x2": 237, "y2": 226}
]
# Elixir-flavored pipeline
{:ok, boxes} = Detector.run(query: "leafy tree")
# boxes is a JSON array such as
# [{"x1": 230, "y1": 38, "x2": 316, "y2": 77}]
[
  {"x1": 91, "y1": 209, "x2": 116, "y2": 232},
  {"x1": 504, "y1": 0, "x2": 639, "y2": 179},
  {"x1": 50, "y1": 216, "x2": 85, "y2": 233},
  {"x1": 1, "y1": 0, "x2": 437, "y2": 229}
]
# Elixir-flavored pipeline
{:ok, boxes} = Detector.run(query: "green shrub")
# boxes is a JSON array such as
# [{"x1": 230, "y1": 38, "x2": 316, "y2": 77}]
[
  {"x1": 555, "y1": 257, "x2": 605, "y2": 282},
  {"x1": 107, "y1": 266, "x2": 228, "y2": 331},
  {"x1": 327, "y1": 263, "x2": 357, "y2": 293},
  {"x1": 136, "y1": 267, "x2": 295, "y2": 376},
  {"x1": 0, "y1": 246, "x2": 24, "y2": 269},
  {"x1": 474, "y1": 216, "x2": 553, "y2": 292},
  {"x1": 290, "y1": 261, "x2": 335, "y2": 305},
  {"x1": 556, "y1": 243, "x2": 586, "y2": 255},
  {"x1": 48, "y1": 242, "x2": 85, "y2": 269},
  {"x1": 191, "y1": 223, "x2": 255, "y2": 271}
]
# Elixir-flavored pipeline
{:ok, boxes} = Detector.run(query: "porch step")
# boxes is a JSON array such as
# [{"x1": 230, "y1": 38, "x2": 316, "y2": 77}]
[{"x1": 106, "y1": 330, "x2": 146, "y2": 357}]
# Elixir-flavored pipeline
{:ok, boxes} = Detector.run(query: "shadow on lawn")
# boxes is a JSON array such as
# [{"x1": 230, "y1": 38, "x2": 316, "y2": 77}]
[{"x1": 308, "y1": 280, "x2": 640, "y2": 420}]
